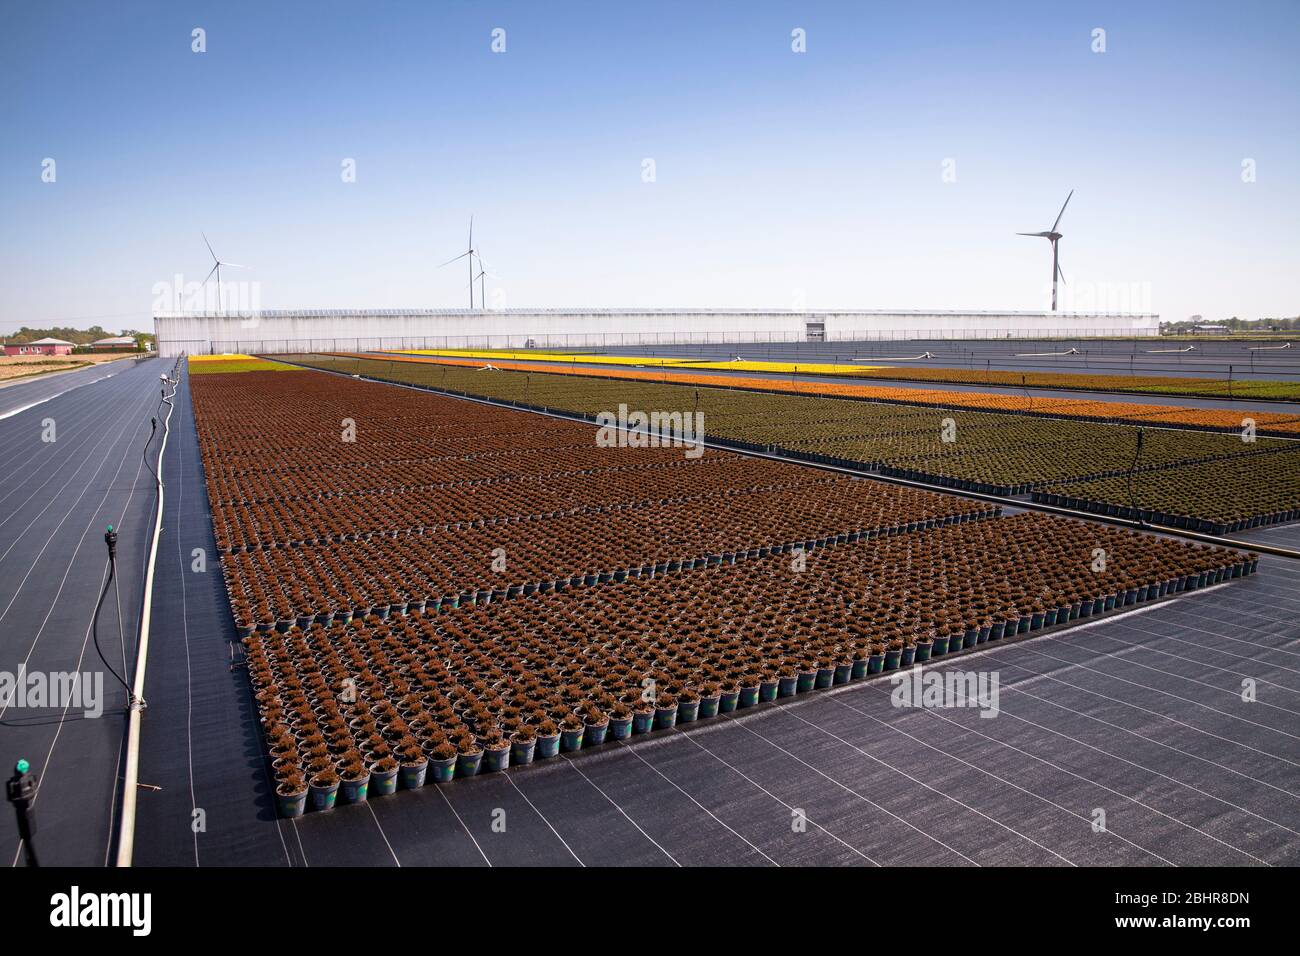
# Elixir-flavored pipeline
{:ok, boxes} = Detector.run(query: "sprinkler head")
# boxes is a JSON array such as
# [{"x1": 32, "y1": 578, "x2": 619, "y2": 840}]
[{"x1": 15, "y1": 759, "x2": 28, "y2": 774}]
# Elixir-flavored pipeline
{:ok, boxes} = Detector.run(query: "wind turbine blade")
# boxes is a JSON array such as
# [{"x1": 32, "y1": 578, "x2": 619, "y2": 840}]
[
  {"x1": 1051, "y1": 189, "x2": 1073, "y2": 232},
  {"x1": 202, "y1": 263, "x2": 219, "y2": 286},
  {"x1": 468, "y1": 216, "x2": 473, "y2": 250},
  {"x1": 1017, "y1": 232, "x2": 1053, "y2": 237},
  {"x1": 438, "y1": 251, "x2": 472, "y2": 268},
  {"x1": 1056, "y1": 260, "x2": 1066, "y2": 285},
  {"x1": 202, "y1": 232, "x2": 217, "y2": 262},
  {"x1": 221, "y1": 261, "x2": 248, "y2": 269}
]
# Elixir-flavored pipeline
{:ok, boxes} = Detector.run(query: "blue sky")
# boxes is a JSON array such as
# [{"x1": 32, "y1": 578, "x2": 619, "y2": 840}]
[{"x1": 1, "y1": 0, "x2": 1296, "y2": 332}]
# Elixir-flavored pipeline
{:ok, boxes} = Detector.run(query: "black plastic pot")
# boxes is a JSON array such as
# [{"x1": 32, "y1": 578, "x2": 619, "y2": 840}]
[
  {"x1": 276, "y1": 786, "x2": 308, "y2": 818},
  {"x1": 399, "y1": 759, "x2": 428, "y2": 789},
  {"x1": 370, "y1": 765, "x2": 399, "y2": 796},
  {"x1": 482, "y1": 744, "x2": 510, "y2": 772},
  {"x1": 308, "y1": 777, "x2": 339, "y2": 812}
]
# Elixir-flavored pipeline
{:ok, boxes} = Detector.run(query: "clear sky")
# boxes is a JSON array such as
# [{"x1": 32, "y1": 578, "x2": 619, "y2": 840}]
[{"x1": 1, "y1": 0, "x2": 1296, "y2": 333}]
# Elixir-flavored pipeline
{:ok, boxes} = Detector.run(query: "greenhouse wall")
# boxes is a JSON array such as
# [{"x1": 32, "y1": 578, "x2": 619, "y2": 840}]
[{"x1": 154, "y1": 309, "x2": 1160, "y2": 357}]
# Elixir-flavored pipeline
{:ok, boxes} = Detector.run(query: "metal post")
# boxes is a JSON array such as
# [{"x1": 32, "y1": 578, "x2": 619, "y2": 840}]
[{"x1": 7, "y1": 759, "x2": 39, "y2": 866}]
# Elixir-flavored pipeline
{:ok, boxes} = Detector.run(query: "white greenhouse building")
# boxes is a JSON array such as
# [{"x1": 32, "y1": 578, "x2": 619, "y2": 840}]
[{"x1": 152, "y1": 308, "x2": 1159, "y2": 358}]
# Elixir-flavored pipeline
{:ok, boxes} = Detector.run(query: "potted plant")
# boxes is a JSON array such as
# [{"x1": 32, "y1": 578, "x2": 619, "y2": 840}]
[
  {"x1": 427, "y1": 739, "x2": 458, "y2": 783},
  {"x1": 339, "y1": 756, "x2": 371, "y2": 804},
  {"x1": 370, "y1": 755, "x2": 400, "y2": 796},
  {"x1": 778, "y1": 662, "x2": 800, "y2": 697},
  {"x1": 535, "y1": 718, "x2": 562, "y2": 758},
  {"x1": 511, "y1": 724, "x2": 538, "y2": 765},
  {"x1": 718, "y1": 679, "x2": 741, "y2": 713},
  {"x1": 676, "y1": 688, "x2": 701, "y2": 724},
  {"x1": 607, "y1": 702, "x2": 634, "y2": 740},
  {"x1": 914, "y1": 634, "x2": 933, "y2": 662},
  {"x1": 559, "y1": 712, "x2": 586, "y2": 751},
  {"x1": 397, "y1": 740, "x2": 428, "y2": 789},
  {"x1": 455, "y1": 734, "x2": 484, "y2": 777},
  {"x1": 275, "y1": 770, "x2": 308, "y2": 818},
  {"x1": 697, "y1": 682, "x2": 722, "y2": 719},
  {"x1": 737, "y1": 678, "x2": 760, "y2": 708},
  {"x1": 630, "y1": 697, "x2": 656, "y2": 734},
  {"x1": 654, "y1": 693, "x2": 679, "y2": 729},
  {"x1": 580, "y1": 704, "x2": 611, "y2": 745},
  {"x1": 897, "y1": 638, "x2": 916, "y2": 668},
  {"x1": 479, "y1": 729, "x2": 511, "y2": 772},
  {"x1": 796, "y1": 663, "x2": 818, "y2": 694},
  {"x1": 308, "y1": 768, "x2": 340, "y2": 812},
  {"x1": 841, "y1": 644, "x2": 865, "y2": 680}
]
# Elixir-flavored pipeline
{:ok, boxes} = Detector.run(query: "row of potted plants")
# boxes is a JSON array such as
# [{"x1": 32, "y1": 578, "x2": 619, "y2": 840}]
[
  {"x1": 220, "y1": 489, "x2": 999, "y2": 630},
  {"x1": 248, "y1": 509, "x2": 1254, "y2": 816},
  {"x1": 286, "y1": 352, "x2": 1300, "y2": 438},
  {"x1": 208, "y1": 456, "x2": 845, "y2": 553},
  {"x1": 191, "y1": 369, "x2": 1000, "y2": 629},
  {"x1": 278, "y1": 355, "x2": 1297, "y2": 530},
  {"x1": 1035, "y1": 449, "x2": 1300, "y2": 533}
]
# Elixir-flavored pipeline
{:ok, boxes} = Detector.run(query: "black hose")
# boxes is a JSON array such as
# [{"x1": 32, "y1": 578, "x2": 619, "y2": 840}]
[
  {"x1": 143, "y1": 417, "x2": 159, "y2": 486},
  {"x1": 92, "y1": 537, "x2": 133, "y2": 700}
]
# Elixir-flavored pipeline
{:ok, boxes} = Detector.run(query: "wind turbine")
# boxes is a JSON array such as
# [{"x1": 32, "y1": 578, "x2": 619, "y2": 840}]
[
  {"x1": 201, "y1": 233, "x2": 246, "y2": 313},
  {"x1": 1017, "y1": 190, "x2": 1073, "y2": 311},
  {"x1": 469, "y1": 250, "x2": 503, "y2": 310},
  {"x1": 438, "y1": 217, "x2": 478, "y2": 309}
]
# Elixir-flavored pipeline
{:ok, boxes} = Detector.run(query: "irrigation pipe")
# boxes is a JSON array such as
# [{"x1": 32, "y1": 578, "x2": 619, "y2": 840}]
[
  {"x1": 274, "y1": 356, "x2": 1300, "y2": 562},
  {"x1": 115, "y1": 364, "x2": 180, "y2": 867}
]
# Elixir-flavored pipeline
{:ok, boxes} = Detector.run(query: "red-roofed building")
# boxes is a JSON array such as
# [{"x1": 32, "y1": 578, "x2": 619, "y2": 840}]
[{"x1": 3, "y1": 337, "x2": 76, "y2": 356}]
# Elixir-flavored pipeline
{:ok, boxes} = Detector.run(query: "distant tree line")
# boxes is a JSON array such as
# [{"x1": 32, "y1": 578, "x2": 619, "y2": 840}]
[
  {"x1": 1161, "y1": 316, "x2": 1299, "y2": 333},
  {"x1": 1, "y1": 325, "x2": 155, "y2": 348}
]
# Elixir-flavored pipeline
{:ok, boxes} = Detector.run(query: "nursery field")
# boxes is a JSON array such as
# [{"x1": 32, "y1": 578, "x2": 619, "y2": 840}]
[
  {"x1": 1036, "y1": 451, "x2": 1300, "y2": 534},
  {"x1": 185, "y1": 359, "x2": 1260, "y2": 821},
  {"x1": 246, "y1": 512, "x2": 1250, "y2": 812},
  {"x1": 285, "y1": 354, "x2": 1300, "y2": 532},
  {"x1": 355, "y1": 352, "x2": 1300, "y2": 436},
  {"x1": 114, "y1": 357, "x2": 1300, "y2": 870},
  {"x1": 192, "y1": 369, "x2": 999, "y2": 632},
  {"x1": 189, "y1": 353, "x2": 306, "y2": 374},
  {"x1": 396, "y1": 348, "x2": 1300, "y2": 400}
]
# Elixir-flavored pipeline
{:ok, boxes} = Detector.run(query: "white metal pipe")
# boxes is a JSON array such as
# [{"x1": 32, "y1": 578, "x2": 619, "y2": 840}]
[{"x1": 115, "y1": 365, "x2": 179, "y2": 867}]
